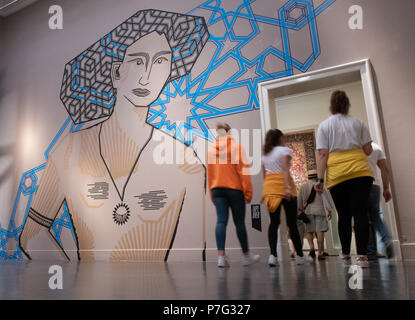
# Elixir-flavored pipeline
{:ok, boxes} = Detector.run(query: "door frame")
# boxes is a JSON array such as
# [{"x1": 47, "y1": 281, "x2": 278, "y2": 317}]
[{"x1": 257, "y1": 58, "x2": 402, "y2": 261}]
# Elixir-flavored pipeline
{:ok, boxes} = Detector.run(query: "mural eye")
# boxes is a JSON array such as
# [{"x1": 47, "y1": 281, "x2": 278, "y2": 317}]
[
  {"x1": 136, "y1": 59, "x2": 143, "y2": 65},
  {"x1": 155, "y1": 57, "x2": 167, "y2": 64}
]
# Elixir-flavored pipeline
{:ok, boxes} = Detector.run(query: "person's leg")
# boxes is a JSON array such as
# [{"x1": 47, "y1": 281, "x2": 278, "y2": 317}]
[
  {"x1": 375, "y1": 215, "x2": 392, "y2": 247},
  {"x1": 305, "y1": 231, "x2": 316, "y2": 258},
  {"x1": 367, "y1": 222, "x2": 378, "y2": 258},
  {"x1": 297, "y1": 221, "x2": 305, "y2": 247},
  {"x1": 305, "y1": 232, "x2": 315, "y2": 252},
  {"x1": 376, "y1": 213, "x2": 394, "y2": 258},
  {"x1": 316, "y1": 232, "x2": 325, "y2": 256},
  {"x1": 304, "y1": 216, "x2": 317, "y2": 257},
  {"x1": 330, "y1": 182, "x2": 352, "y2": 255},
  {"x1": 228, "y1": 189, "x2": 249, "y2": 254},
  {"x1": 268, "y1": 206, "x2": 282, "y2": 257},
  {"x1": 349, "y1": 177, "x2": 373, "y2": 257},
  {"x1": 367, "y1": 184, "x2": 380, "y2": 258},
  {"x1": 283, "y1": 198, "x2": 304, "y2": 257},
  {"x1": 212, "y1": 189, "x2": 230, "y2": 256},
  {"x1": 369, "y1": 185, "x2": 393, "y2": 248}
]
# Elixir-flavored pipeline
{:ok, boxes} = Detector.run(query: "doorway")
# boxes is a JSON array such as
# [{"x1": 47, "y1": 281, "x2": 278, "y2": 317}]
[{"x1": 258, "y1": 59, "x2": 401, "y2": 261}]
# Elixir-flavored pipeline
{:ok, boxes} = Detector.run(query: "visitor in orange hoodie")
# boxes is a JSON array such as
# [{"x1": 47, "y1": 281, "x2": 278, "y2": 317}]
[{"x1": 207, "y1": 123, "x2": 260, "y2": 268}]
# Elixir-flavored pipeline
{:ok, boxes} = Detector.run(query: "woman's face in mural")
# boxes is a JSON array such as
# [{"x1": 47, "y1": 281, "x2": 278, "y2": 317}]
[{"x1": 112, "y1": 31, "x2": 172, "y2": 106}]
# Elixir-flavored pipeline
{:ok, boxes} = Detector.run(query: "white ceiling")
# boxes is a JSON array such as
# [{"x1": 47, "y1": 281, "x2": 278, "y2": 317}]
[{"x1": 0, "y1": 0, "x2": 38, "y2": 18}]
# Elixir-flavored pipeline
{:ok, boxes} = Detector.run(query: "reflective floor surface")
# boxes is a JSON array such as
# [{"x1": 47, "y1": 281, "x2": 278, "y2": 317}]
[{"x1": 0, "y1": 257, "x2": 414, "y2": 299}]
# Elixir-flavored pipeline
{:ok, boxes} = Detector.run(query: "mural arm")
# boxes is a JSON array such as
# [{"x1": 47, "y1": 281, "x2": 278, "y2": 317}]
[
  {"x1": 19, "y1": 158, "x2": 68, "y2": 260},
  {"x1": 172, "y1": 146, "x2": 207, "y2": 261},
  {"x1": 185, "y1": 149, "x2": 207, "y2": 259}
]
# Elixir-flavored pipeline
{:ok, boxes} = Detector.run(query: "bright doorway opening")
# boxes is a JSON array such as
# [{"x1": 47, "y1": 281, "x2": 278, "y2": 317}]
[{"x1": 258, "y1": 59, "x2": 401, "y2": 261}]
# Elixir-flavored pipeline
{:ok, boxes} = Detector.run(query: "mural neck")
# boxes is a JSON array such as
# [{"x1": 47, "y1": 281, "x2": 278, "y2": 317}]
[
  {"x1": 105, "y1": 97, "x2": 153, "y2": 147},
  {"x1": 99, "y1": 100, "x2": 154, "y2": 201}
]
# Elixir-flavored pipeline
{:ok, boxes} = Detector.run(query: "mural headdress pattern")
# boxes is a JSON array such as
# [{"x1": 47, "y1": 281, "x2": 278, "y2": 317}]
[{"x1": 60, "y1": 9, "x2": 209, "y2": 125}]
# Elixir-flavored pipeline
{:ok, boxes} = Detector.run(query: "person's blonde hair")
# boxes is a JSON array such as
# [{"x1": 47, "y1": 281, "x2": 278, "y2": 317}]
[{"x1": 216, "y1": 122, "x2": 231, "y2": 137}]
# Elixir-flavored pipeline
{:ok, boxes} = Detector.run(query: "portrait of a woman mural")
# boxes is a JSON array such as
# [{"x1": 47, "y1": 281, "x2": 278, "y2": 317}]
[{"x1": 19, "y1": 10, "x2": 209, "y2": 262}]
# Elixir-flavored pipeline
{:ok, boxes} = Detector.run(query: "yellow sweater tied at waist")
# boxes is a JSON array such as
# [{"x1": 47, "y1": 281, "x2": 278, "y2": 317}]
[
  {"x1": 262, "y1": 172, "x2": 297, "y2": 213},
  {"x1": 326, "y1": 148, "x2": 374, "y2": 189}
]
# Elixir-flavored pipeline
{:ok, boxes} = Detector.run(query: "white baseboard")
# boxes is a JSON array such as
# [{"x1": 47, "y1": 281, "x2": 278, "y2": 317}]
[
  {"x1": 9, "y1": 240, "x2": 409, "y2": 261},
  {"x1": 400, "y1": 242, "x2": 415, "y2": 260}
]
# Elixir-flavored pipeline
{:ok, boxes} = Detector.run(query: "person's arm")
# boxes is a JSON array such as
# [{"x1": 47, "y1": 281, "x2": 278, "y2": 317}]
[
  {"x1": 206, "y1": 150, "x2": 215, "y2": 203},
  {"x1": 206, "y1": 166, "x2": 213, "y2": 203},
  {"x1": 315, "y1": 149, "x2": 329, "y2": 194},
  {"x1": 362, "y1": 141, "x2": 373, "y2": 156},
  {"x1": 315, "y1": 124, "x2": 328, "y2": 194},
  {"x1": 237, "y1": 145, "x2": 252, "y2": 203},
  {"x1": 280, "y1": 155, "x2": 293, "y2": 199},
  {"x1": 378, "y1": 158, "x2": 392, "y2": 202},
  {"x1": 361, "y1": 121, "x2": 373, "y2": 156},
  {"x1": 260, "y1": 165, "x2": 266, "y2": 203},
  {"x1": 297, "y1": 185, "x2": 305, "y2": 213}
]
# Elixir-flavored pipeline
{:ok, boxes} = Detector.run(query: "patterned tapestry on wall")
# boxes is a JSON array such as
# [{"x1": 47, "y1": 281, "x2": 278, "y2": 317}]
[
  {"x1": 285, "y1": 130, "x2": 317, "y2": 188},
  {"x1": 0, "y1": 0, "x2": 337, "y2": 261}
]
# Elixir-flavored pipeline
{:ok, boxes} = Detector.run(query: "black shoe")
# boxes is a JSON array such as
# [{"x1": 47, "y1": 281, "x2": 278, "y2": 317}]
[
  {"x1": 309, "y1": 250, "x2": 316, "y2": 258},
  {"x1": 386, "y1": 243, "x2": 394, "y2": 259},
  {"x1": 323, "y1": 252, "x2": 329, "y2": 257}
]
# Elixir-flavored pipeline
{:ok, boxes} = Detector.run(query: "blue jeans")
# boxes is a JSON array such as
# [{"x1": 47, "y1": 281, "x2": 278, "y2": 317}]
[
  {"x1": 367, "y1": 184, "x2": 392, "y2": 256},
  {"x1": 212, "y1": 188, "x2": 249, "y2": 253}
]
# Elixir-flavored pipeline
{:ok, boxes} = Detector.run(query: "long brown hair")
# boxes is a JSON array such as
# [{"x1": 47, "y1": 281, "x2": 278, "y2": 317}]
[{"x1": 263, "y1": 129, "x2": 283, "y2": 155}]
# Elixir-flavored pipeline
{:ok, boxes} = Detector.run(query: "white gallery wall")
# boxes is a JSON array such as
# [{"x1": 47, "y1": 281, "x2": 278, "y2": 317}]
[{"x1": 274, "y1": 81, "x2": 369, "y2": 133}]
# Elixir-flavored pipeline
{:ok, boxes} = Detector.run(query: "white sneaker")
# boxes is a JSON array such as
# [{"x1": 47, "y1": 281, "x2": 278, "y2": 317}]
[
  {"x1": 339, "y1": 252, "x2": 352, "y2": 266},
  {"x1": 306, "y1": 254, "x2": 314, "y2": 263},
  {"x1": 268, "y1": 255, "x2": 278, "y2": 267},
  {"x1": 217, "y1": 255, "x2": 230, "y2": 268},
  {"x1": 242, "y1": 253, "x2": 260, "y2": 266},
  {"x1": 296, "y1": 255, "x2": 306, "y2": 265},
  {"x1": 355, "y1": 256, "x2": 369, "y2": 268}
]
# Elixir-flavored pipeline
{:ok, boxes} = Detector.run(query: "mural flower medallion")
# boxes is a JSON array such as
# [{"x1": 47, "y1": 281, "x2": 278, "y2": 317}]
[{"x1": 112, "y1": 203, "x2": 131, "y2": 226}]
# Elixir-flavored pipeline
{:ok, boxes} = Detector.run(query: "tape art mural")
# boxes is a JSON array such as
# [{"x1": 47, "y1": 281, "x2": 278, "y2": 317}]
[{"x1": 0, "y1": 0, "x2": 336, "y2": 261}]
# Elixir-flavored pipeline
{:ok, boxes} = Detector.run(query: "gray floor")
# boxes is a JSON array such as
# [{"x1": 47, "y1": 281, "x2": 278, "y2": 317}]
[{"x1": 0, "y1": 257, "x2": 414, "y2": 300}]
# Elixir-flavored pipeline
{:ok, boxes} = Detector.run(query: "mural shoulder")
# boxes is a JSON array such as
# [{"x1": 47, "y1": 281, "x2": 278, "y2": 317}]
[
  {"x1": 48, "y1": 126, "x2": 100, "y2": 172},
  {"x1": 178, "y1": 143, "x2": 205, "y2": 177}
]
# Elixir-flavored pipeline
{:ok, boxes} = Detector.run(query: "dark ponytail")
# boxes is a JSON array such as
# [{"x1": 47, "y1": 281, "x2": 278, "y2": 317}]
[{"x1": 263, "y1": 129, "x2": 283, "y2": 155}]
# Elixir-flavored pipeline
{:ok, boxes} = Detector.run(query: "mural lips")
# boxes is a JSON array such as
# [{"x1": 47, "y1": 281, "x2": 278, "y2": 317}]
[{"x1": 132, "y1": 88, "x2": 150, "y2": 97}]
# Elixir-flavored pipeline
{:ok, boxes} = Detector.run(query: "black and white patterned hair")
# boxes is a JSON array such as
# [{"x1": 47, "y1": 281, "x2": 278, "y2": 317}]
[{"x1": 60, "y1": 9, "x2": 209, "y2": 125}]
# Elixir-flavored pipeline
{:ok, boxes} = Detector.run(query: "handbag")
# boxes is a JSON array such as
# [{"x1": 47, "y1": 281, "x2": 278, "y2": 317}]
[{"x1": 297, "y1": 187, "x2": 316, "y2": 224}]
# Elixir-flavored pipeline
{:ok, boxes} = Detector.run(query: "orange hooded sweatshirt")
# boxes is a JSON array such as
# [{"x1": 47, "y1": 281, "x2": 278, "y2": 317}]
[{"x1": 207, "y1": 135, "x2": 253, "y2": 201}]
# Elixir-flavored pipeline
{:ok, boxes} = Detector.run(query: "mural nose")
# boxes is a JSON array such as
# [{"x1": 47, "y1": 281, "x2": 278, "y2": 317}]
[{"x1": 138, "y1": 74, "x2": 150, "y2": 86}]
